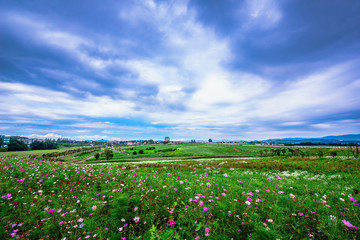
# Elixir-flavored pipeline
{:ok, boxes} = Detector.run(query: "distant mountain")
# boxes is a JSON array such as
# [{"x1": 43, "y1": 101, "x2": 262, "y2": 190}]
[
  {"x1": 264, "y1": 134, "x2": 360, "y2": 144},
  {"x1": 322, "y1": 134, "x2": 360, "y2": 141},
  {"x1": 95, "y1": 139, "x2": 108, "y2": 142}
]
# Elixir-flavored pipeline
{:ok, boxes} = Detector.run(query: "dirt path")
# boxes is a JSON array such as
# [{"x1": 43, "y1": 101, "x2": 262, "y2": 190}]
[{"x1": 231, "y1": 147, "x2": 255, "y2": 154}]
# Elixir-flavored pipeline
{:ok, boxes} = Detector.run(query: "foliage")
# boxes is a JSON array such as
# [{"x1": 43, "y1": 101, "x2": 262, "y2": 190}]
[
  {"x1": 94, "y1": 153, "x2": 100, "y2": 160},
  {"x1": 30, "y1": 140, "x2": 58, "y2": 150},
  {"x1": 7, "y1": 139, "x2": 28, "y2": 151},
  {"x1": 103, "y1": 149, "x2": 114, "y2": 160}
]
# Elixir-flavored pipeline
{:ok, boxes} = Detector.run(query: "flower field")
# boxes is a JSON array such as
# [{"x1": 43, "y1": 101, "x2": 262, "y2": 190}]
[{"x1": 1, "y1": 154, "x2": 359, "y2": 239}]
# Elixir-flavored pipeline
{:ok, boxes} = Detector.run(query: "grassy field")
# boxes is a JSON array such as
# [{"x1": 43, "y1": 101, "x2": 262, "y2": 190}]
[
  {"x1": 1, "y1": 144, "x2": 359, "y2": 239},
  {"x1": 0, "y1": 148, "x2": 77, "y2": 157}
]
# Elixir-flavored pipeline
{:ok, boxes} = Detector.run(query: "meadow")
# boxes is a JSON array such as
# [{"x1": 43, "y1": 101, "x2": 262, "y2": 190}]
[{"x1": 0, "y1": 144, "x2": 359, "y2": 239}]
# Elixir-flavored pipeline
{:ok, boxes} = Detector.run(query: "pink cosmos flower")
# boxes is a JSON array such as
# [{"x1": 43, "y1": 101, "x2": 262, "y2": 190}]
[
  {"x1": 206, "y1": 183, "x2": 211, "y2": 187},
  {"x1": 298, "y1": 212, "x2": 303, "y2": 216},
  {"x1": 199, "y1": 200, "x2": 204, "y2": 206},
  {"x1": 221, "y1": 193, "x2": 226, "y2": 197},
  {"x1": 169, "y1": 219, "x2": 176, "y2": 227},
  {"x1": 267, "y1": 178, "x2": 271, "y2": 182},
  {"x1": 289, "y1": 193, "x2": 296, "y2": 199},
  {"x1": 134, "y1": 206, "x2": 138, "y2": 211},
  {"x1": 274, "y1": 186, "x2": 279, "y2": 190},
  {"x1": 349, "y1": 196, "x2": 357, "y2": 202},
  {"x1": 246, "y1": 197, "x2": 252, "y2": 202},
  {"x1": 48, "y1": 209, "x2": 55, "y2": 214},
  {"x1": 342, "y1": 220, "x2": 359, "y2": 230},
  {"x1": 205, "y1": 228, "x2": 210, "y2": 233},
  {"x1": 92, "y1": 205, "x2": 97, "y2": 211},
  {"x1": 133, "y1": 216, "x2": 140, "y2": 223},
  {"x1": 276, "y1": 175, "x2": 282, "y2": 180}
]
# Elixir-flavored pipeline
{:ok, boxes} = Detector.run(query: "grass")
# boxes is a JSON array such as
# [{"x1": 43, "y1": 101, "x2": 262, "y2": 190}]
[
  {"x1": 1, "y1": 146, "x2": 359, "y2": 239},
  {"x1": 0, "y1": 148, "x2": 77, "y2": 157}
]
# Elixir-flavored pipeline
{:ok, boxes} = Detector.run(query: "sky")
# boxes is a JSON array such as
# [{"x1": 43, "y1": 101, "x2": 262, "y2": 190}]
[{"x1": 1, "y1": 0, "x2": 360, "y2": 141}]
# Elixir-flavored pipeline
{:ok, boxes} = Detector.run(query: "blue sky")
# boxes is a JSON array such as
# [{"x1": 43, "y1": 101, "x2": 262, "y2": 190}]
[{"x1": 1, "y1": 0, "x2": 360, "y2": 141}]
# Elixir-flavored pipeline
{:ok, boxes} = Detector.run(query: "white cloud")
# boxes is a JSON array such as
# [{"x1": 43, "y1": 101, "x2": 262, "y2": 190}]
[
  {"x1": 0, "y1": 82, "x2": 136, "y2": 119},
  {"x1": 245, "y1": 0, "x2": 282, "y2": 28}
]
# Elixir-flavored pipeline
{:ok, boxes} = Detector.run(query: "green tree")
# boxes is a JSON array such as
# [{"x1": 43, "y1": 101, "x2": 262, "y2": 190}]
[
  {"x1": 0, "y1": 136, "x2": 3, "y2": 147},
  {"x1": 329, "y1": 150, "x2": 337, "y2": 158},
  {"x1": 139, "y1": 150, "x2": 144, "y2": 154},
  {"x1": 103, "y1": 149, "x2": 113, "y2": 160},
  {"x1": 94, "y1": 152, "x2": 100, "y2": 160},
  {"x1": 208, "y1": 139, "x2": 212, "y2": 143},
  {"x1": 8, "y1": 139, "x2": 28, "y2": 151},
  {"x1": 317, "y1": 150, "x2": 324, "y2": 159},
  {"x1": 133, "y1": 151, "x2": 137, "y2": 155}
]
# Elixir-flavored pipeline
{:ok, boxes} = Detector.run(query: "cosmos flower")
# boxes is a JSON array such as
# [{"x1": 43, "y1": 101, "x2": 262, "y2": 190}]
[
  {"x1": 133, "y1": 216, "x2": 140, "y2": 223},
  {"x1": 349, "y1": 196, "x2": 357, "y2": 202},
  {"x1": 342, "y1": 220, "x2": 358, "y2": 230}
]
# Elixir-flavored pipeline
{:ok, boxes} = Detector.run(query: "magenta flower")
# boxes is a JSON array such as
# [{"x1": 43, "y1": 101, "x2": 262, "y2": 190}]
[
  {"x1": 205, "y1": 228, "x2": 210, "y2": 233},
  {"x1": 298, "y1": 212, "x2": 303, "y2": 216},
  {"x1": 246, "y1": 197, "x2": 252, "y2": 202},
  {"x1": 349, "y1": 196, "x2": 357, "y2": 202},
  {"x1": 13, "y1": 201, "x2": 19, "y2": 207},
  {"x1": 92, "y1": 205, "x2": 97, "y2": 211},
  {"x1": 169, "y1": 219, "x2": 176, "y2": 227},
  {"x1": 206, "y1": 183, "x2": 211, "y2": 187},
  {"x1": 221, "y1": 193, "x2": 226, "y2": 197},
  {"x1": 134, "y1": 206, "x2": 138, "y2": 211},
  {"x1": 276, "y1": 175, "x2": 282, "y2": 180},
  {"x1": 342, "y1": 220, "x2": 359, "y2": 230},
  {"x1": 48, "y1": 209, "x2": 55, "y2": 214},
  {"x1": 199, "y1": 200, "x2": 204, "y2": 206},
  {"x1": 274, "y1": 186, "x2": 279, "y2": 190},
  {"x1": 267, "y1": 178, "x2": 271, "y2": 182}
]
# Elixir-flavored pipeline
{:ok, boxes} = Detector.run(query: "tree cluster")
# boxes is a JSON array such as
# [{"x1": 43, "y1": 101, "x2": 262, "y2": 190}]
[
  {"x1": 30, "y1": 140, "x2": 58, "y2": 150},
  {"x1": 8, "y1": 139, "x2": 28, "y2": 151}
]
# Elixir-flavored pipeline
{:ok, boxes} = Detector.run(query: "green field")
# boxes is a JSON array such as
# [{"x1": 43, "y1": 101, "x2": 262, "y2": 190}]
[{"x1": 1, "y1": 144, "x2": 359, "y2": 239}]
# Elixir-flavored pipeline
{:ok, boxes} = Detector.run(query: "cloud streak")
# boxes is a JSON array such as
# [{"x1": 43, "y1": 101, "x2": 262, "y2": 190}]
[{"x1": 0, "y1": 0, "x2": 360, "y2": 140}]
